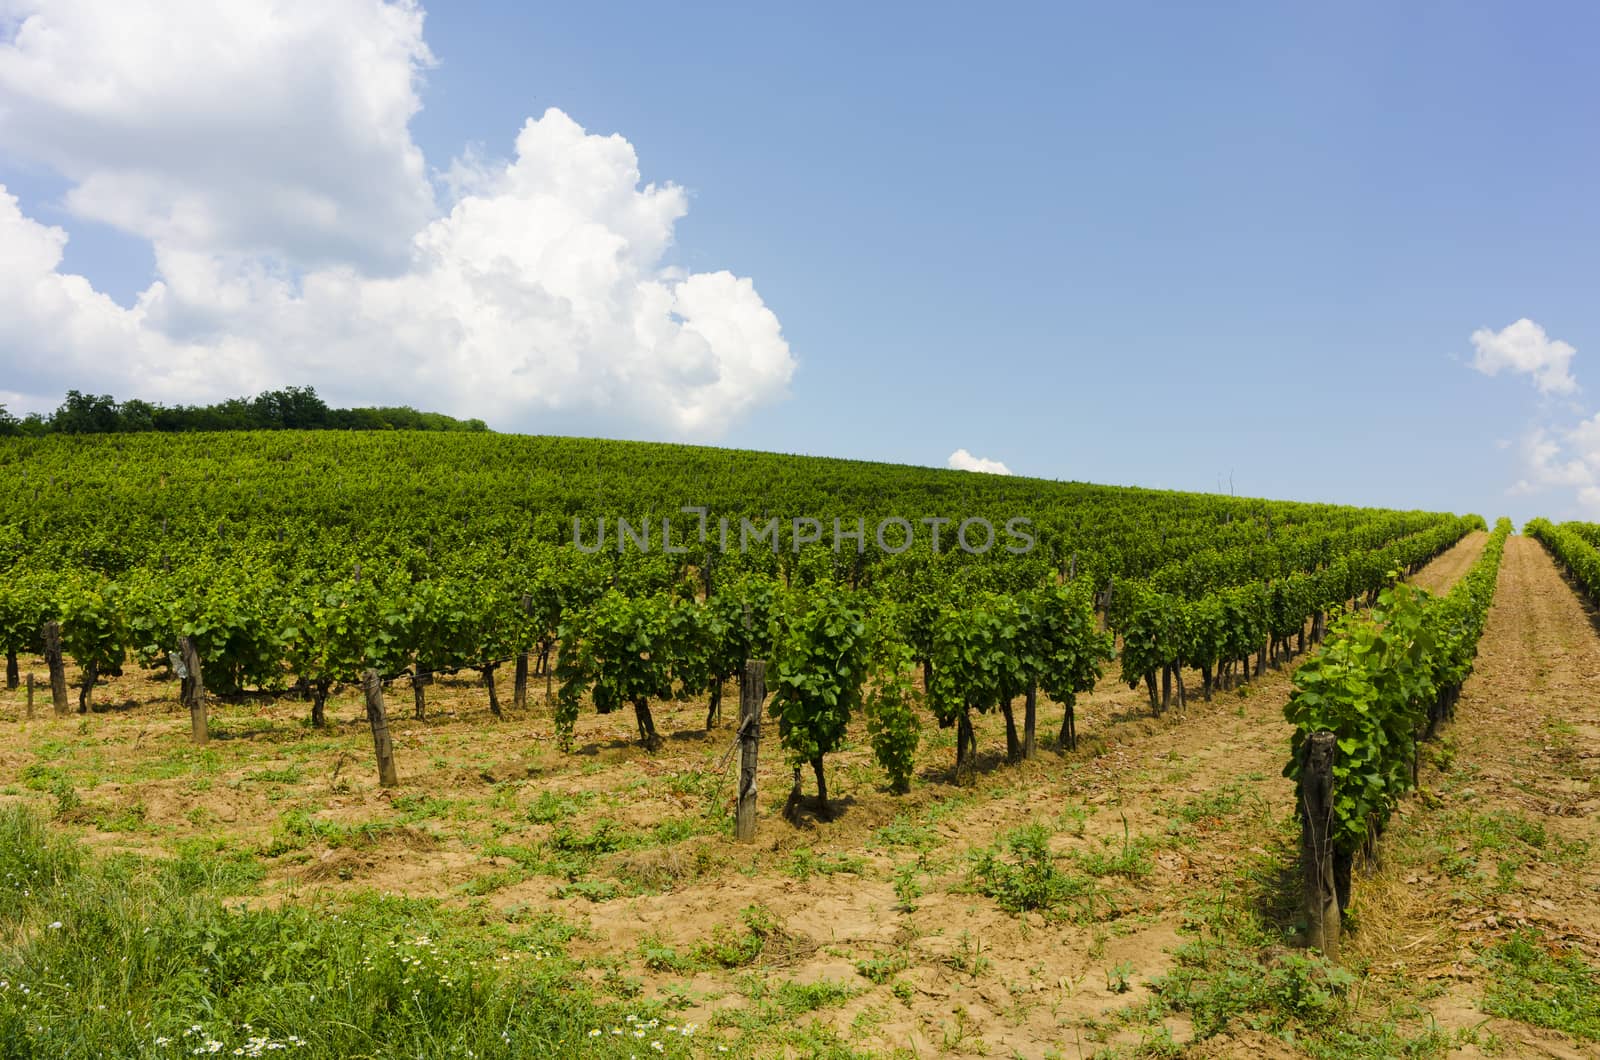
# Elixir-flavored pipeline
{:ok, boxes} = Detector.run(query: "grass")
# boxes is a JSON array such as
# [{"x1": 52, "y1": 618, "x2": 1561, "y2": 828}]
[
  {"x1": 967, "y1": 823, "x2": 1098, "y2": 918},
  {"x1": 693, "y1": 905, "x2": 801, "y2": 969},
  {"x1": 854, "y1": 951, "x2": 910, "y2": 984},
  {"x1": 785, "y1": 847, "x2": 866, "y2": 880},
  {"x1": 772, "y1": 979, "x2": 858, "y2": 1014},
  {"x1": 869, "y1": 816, "x2": 936, "y2": 850},
  {"x1": 261, "y1": 807, "x2": 415, "y2": 855},
  {"x1": 1133, "y1": 821, "x2": 1468, "y2": 1058},
  {"x1": 0, "y1": 804, "x2": 698, "y2": 1059},
  {"x1": 525, "y1": 789, "x2": 596, "y2": 823},
  {"x1": 1073, "y1": 823, "x2": 1155, "y2": 879},
  {"x1": 1480, "y1": 929, "x2": 1600, "y2": 1040}
]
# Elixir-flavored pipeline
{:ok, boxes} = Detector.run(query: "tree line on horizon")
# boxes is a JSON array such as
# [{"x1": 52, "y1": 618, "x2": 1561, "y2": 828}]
[{"x1": 0, "y1": 386, "x2": 490, "y2": 436}]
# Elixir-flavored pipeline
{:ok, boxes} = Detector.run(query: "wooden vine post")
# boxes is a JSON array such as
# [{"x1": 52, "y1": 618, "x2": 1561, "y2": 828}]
[
  {"x1": 513, "y1": 652, "x2": 529, "y2": 711},
  {"x1": 1299, "y1": 731, "x2": 1340, "y2": 961},
  {"x1": 179, "y1": 636, "x2": 208, "y2": 745},
  {"x1": 42, "y1": 620, "x2": 69, "y2": 716},
  {"x1": 362, "y1": 669, "x2": 399, "y2": 788},
  {"x1": 736, "y1": 658, "x2": 766, "y2": 843},
  {"x1": 412, "y1": 671, "x2": 430, "y2": 721},
  {"x1": 25, "y1": 673, "x2": 34, "y2": 721}
]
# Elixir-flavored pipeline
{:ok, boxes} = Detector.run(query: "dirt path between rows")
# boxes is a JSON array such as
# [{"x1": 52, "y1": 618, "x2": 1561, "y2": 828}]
[
  {"x1": 1411, "y1": 529, "x2": 1490, "y2": 595},
  {"x1": 1345, "y1": 534, "x2": 1600, "y2": 1059}
]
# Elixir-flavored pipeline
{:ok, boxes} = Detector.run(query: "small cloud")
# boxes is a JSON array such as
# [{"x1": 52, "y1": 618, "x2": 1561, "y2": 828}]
[
  {"x1": 948, "y1": 448, "x2": 1012, "y2": 475},
  {"x1": 1470, "y1": 318, "x2": 1577, "y2": 395}
]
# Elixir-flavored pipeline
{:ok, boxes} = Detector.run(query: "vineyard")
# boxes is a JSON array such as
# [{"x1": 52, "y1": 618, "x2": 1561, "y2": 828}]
[{"x1": 0, "y1": 432, "x2": 1596, "y2": 1058}]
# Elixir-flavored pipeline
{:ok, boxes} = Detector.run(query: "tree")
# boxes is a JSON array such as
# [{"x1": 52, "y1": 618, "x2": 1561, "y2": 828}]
[{"x1": 52, "y1": 391, "x2": 121, "y2": 434}]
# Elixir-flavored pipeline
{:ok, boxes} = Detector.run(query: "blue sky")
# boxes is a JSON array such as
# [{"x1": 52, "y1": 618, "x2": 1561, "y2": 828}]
[{"x1": 1, "y1": 1, "x2": 1596, "y2": 524}]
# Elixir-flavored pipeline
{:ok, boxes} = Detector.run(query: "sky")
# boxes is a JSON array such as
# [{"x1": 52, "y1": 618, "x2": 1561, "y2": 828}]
[{"x1": 1, "y1": 1, "x2": 1597, "y2": 525}]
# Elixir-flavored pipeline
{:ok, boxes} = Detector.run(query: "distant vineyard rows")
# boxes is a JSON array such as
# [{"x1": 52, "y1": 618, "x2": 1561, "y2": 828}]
[{"x1": 0, "y1": 432, "x2": 1482, "y2": 802}]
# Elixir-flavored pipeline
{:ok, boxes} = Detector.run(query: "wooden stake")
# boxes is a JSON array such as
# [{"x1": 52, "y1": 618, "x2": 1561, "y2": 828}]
[
  {"x1": 513, "y1": 652, "x2": 529, "y2": 711},
  {"x1": 179, "y1": 636, "x2": 207, "y2": 745},
  {"x1": 735, "y1": 659, "x2": 766, "y2": 842},
  {"x1": 1021, "y1": 681, "x2": 1038, "y2": 760},
  {"x1": 412, "y1": 670, "x2": 429, "y2": 721},
  {"x1": 363, "y1": 669, "x2": 399, "y2": 787},
  {"x1": 42, "y1": 620, "x2": 68, "y2": 716},
  {"x1": 25, "y1": 673, "x2": 34, "y2": 721},
  {"x1": 1299, "y1": 731, "x2": 1340, "y2": 961}
]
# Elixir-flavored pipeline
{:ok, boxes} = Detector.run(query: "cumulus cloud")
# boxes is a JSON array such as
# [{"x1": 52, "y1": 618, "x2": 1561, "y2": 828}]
[
  {"x1": 0, "y1": 0, "x2": 435, "y2": 271},
  {"x1": 0, "y1": 1, "x2": 793, "y2": 435},
  {"x1": 1507, "y1": 421, "x2": 1600, "y2": 515},
  {"x1": 1469, "y1": 318, "x2": 1578, "y2": 396},
  {"x1": 947, "y1": 449, "x2": 1012, "y2": 475}
]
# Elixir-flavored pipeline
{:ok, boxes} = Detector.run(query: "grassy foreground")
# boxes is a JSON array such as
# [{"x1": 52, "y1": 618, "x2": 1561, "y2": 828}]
[{"x1": 0, "y1": 806, "x2": 699, "y2": 1060}]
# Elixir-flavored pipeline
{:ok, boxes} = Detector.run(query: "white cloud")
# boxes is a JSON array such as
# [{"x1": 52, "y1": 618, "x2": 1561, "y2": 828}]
[
  {"x1": 1469, "y1": 318, "x2": 1577, "y2": 396},
  {"x1": 1505, "y1": 422, "x2": 1600, "y2": 515},
  {"x1": 1467, "y1": 319, "x2": 1600, "y2": 514},
  {"x1": 947, "y1": 448, "x2": 1012, "y2": 475},
  {"x1": 0, "y1": 1, "x2": 794, "y2": 435},
  {"x1": 0, "y1": 0, "x2": 435, "y2": 272}
]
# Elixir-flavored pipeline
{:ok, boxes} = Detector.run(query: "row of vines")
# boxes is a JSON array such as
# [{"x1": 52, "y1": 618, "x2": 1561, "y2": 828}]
[
  {"x1": 1284, "y1": 518, "x2": 1511, "y2": 958},
  {"x1": 0, "y1": 432, "x2": 1481, "y2": 808}
]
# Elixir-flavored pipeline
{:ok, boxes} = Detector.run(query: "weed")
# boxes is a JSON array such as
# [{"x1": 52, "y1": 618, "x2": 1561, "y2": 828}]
[
  {"x1": 49, "y1": 776, "x2": 83, "y2": 816},
  {"x1": 775, "y1": 979, "x2": 858, "y2": 1014},
  {"x1": 942, "y1": 930, "x2": 991, "y2": 979},
  {"x1": 855, "y1": 951, "x2": 910, "y2": 984},
  {"x1": 871, "y1": 817, "x2": 936, "y2": 850},
  {"x1": 1480, "y1": 930, "x2": 1600, "y2": 1040},
  {"x1": 786, "y1": 847, "x2": 865, "y2": 880},
  {"x1": 969, "y1": 824, "x2": 1096, "y2": 917},
  {"x1": 892, "y1": 861, "x2": 923, "y2": 912},
  {"x1": 525, "y1": 789, "x2": 596, "y2": 824},
  {"x1": 245, "y1": 764, "x2": 304, "y2": 784},
  {"x1": 0, "y1": 806, "x2": 661, "y2": 1057},
  {"x1": 1105, "y1": 963, "x2": 1135, "y2": 994},
  {"x1": 639, "y1": 935, "x2": 693, "y2": 973},
  {"x1": 693, "y1": 905, "x2": 790, "y2": 968}
]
